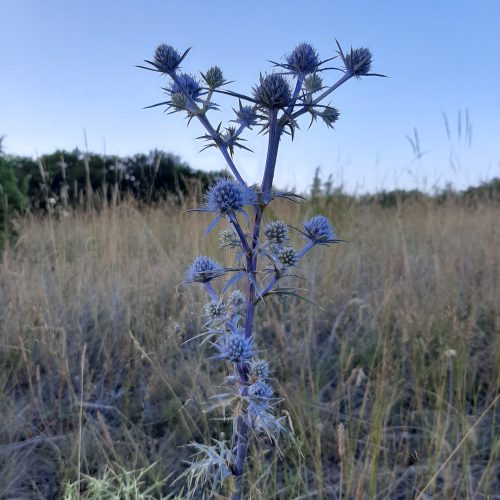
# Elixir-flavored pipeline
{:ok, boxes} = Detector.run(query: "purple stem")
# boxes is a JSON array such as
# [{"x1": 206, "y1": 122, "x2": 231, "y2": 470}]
[
  {"x1": 204, "y1": 282, "x2": 218, "y2": 301},
  {"x1": 232, "y1": 109, "x2": 283, "y2": 499}
]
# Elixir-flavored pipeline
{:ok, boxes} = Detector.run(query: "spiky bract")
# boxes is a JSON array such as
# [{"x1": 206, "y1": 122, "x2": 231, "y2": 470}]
[
  {"x1": 187, "y1": 256, "x2": 222, "y2": 282},
  {"x1": 205, "y1": 178, "x2": 255, "y2": 215},
  {"x1": 264, "y1": 220, "x2": 288, "y2": 245},
  {"x1": 303, "y1": 215, "x2": 336, "y2": 243},
  {"x1": 219, "y1": 333, "x2": 254, "y2": 364},
  {"x1": 154, "y1": 44, "x2": 182, "y2": 73},
  {"x1": 253, "y1": 73, "x2": 292, "y2": 109},
  {"x1": 344, "y1": 47, "x2": 372, "y2": 76},
  {"x1": 285, "y1": 43, "x2": 320, "y2": 76}
]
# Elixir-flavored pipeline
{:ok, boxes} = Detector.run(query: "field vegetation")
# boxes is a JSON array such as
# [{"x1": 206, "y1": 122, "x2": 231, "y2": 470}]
[{"x1": 0, "y1": 171, "x2": 499, "y2": 498}]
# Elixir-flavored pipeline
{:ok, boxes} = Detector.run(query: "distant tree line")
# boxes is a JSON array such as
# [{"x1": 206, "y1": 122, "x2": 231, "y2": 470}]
[{"x1": 0, "y1": 143, "x2": 225, "y2": 246}]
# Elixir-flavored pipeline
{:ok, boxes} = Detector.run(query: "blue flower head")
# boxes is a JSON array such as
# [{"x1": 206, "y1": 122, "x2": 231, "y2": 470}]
[
  {"x1": 154, "y1": 44, "x2": 182, "y2": 73},
  {"x1": 233, "y1": 103, "x2": 258, "y2": 129},
  {"x1": 277, "y1": 247, "x2": 297, "y2": 267},
  {"x1": 303, "y1": 215, "x2": 336, "y2": 244},
  {"x1": 229, "y1": 289, "x2": 245, "y2": 307},
  {"x1": 249, "y1": 359, "x2": 270, "y2": 380},
  {"x1": 264, "y1": 220, "x2": 288, "y2": 245},
  {"x1": 286, "y1": 43, "x2": 320, "y2": 76},
  {"x1": 170, "y1": 73, "x2": 202, "y2": 100},
  {"x1": 219, "y1": 332, "x2": 254, "y2": 364},
  {"x1": 249, "y1": 380, "x2": 273, "y2": 399},
  {"x1": 344, "y1": 47, "x2": 372, "y2": 76},
  {"x1": 187, "y1": 256, "x2": 222, "y2": 282},
  {"x1": 253, "y1": 73, "x2": 292, "y2": 109},
  {"x1": 204, "y1": 300, "x2": 226, "y2": 320},
  {"x1": 205, "y1": 178, "x2": 255, "y2": 215},
  {"x1": 202, "y1": 66, "x2": 225, "y2": 89}
]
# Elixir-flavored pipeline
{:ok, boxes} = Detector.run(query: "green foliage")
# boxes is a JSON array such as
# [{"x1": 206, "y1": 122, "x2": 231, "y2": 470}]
[
  {"x1": 6, "y1": 149, "x2": 224, "y2": 211},
  {"x1": 0, "y1": 145, "x2": 28, "y2": 247}
]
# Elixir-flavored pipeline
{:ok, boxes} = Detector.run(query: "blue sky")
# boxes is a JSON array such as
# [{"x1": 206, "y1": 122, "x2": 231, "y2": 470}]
[{"x1": 1, "y1": 0, "x2": 499, "y2": 192}]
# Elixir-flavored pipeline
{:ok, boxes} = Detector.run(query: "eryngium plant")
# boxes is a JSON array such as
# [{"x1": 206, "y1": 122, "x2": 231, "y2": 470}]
[{"x1": 140, "y1": 39, "x2": 382, "y2": 499}]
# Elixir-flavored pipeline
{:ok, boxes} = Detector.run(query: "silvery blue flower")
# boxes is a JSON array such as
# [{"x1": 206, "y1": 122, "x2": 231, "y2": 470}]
[
  {"x1": 277, "y1": 247, "x2": 297, "y2": 267},
  {"x1": 153, "y1": 44, "x2": 182, "y2": 73},
  {"x1": 344, "y1": 47, "x2": 373, "y2": 76},
  {"x1": 232, "y1": 102, "x2": 258, "y2": 129},
  {"x1": 253, "y1": 73, "x2": 292, "y2": 109},
  {"x1": 204, "y1": 300, "x2": 226, "y2": 320},
  {"x1": 206, "y1": 179, "x2": 255, "y2": 215},
  {"x1": 321, "y1": 106, "x2": 340, "y2": 128},
  {"x1": 249, "y1": 380, "x2": 273, "y2": 399},
  {"x1": 264, "y1": 220, "x2": 288, "y2": 245},
  {"x1": 217, "y1": 332, "x2": 254, "y2": 364},
  {"x1": 187, "y1": 256, "x2": 223, "y2": 282},
  {"x1": 285, "y1": 43, "x2": 320, "y2": 76},
  {"x1": 229, "y1": 289, "x2": 245, "y2": 307},
  {"x1": 303, "y1": 215, "x2": 336, "y2": 244},
  {"x1": 201, "y1": 66, "x2": 226, "y2": 89},
  {"x1": 249, "y1": 359, "x2": 270, "y2": 380},
  {"x1": 170, "y1": 73, "x2": 203, "y2": 100},
  {"x1": 218, "y1": 227, "x2": 240, "y2": 248},
  {"x1": 304, "y1": 73, "x2": 324, "y2": 94}
]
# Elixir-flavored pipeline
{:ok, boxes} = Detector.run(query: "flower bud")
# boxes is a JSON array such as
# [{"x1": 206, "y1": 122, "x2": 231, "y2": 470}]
[
  {"x1": 344, "y1": 47, "x2": 372, "y2": 76},
  {"x1": 278, "y1": 247, "x2": 297, "y2": 267},
  {"x1": 303, "y1": 215, "x2": 336, "y2": 243},
  {"x1": 286, "y1": 43, "x2": 320, "y2": 76},
  {"x1": 154, "y1": 44, "x2": 182, "y2": 73},
  {"x1": 221, "y1": 333, "x2": 254, "y2": 364},
  {"x1": 206, "y1": 178, "x2": 255, "y2": 214},
  {"x1": 187, "y1": 256, "x2": 222, "y2": 282},
  {"x1": 249, "y1": 381, "x2": 273, "y2": 399},
  {"x1": 264, "y1": 220, "x2": 288, "y2": 245},
  {"x1": 249, "y1": 359, "x2": 270, "y2": 380},
  {"x1": 253, "y1": 73, "x2": 292, "y2": 109}
]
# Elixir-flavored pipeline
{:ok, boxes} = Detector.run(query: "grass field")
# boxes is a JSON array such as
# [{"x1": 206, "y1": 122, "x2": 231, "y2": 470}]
[{"x1": 0, "y1": 193, "x2": 498, "y2": 499}]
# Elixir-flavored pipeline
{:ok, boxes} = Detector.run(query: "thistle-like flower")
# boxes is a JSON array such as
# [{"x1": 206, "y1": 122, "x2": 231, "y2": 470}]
[
  {"x1": 304, "y1": 73, "x2": 324, "y2": 95},
  {"x1": 253, "y1": 73, "x2": 292, "y2": 109},
  {"x1": 187, "y1": 256, "x2": 223, "y2": 283},
  {"x1": 228, "y1": 289, "x2": 245, "y2": 307},
  {"x1": 201, "y1": 66, "x2": 226, "y2": 89},
  {"x1": 153, "y1": 44, "x2": 183, "y2": 73},
  {"x1": 264, "y1": 220, "x2": 288, "y2": 245},
  {"x1": 277, "y1": 247, "x2": 297, "y2": 267},
  {"x1": 204, "y1": 301, "x2": 226, "y2": 320},
  {"x1": 218, "y1": 227, "x2": 240, "y2": 248},
  {"x1": 249, "y1": 359, "x2": 271, "y2": 380},
  {"x1": 205, "y1": 178, "x2": 255, "y2": 216},
  {"x1": 343, "y1": 47, "x2": 373, "y2": 76},
  {"x1": 170, "y1": 73, "x2": 203, "y2": 100},
  {"x1": 249, "y1": 380, "x2": 273, "y2": 399},
  {"x1": 232, "y1": 102, "x2": 258, "y2": 129},
  {"x1": 303, "y1": 215, "x2": 336, "y2": 244},
  {"x1": 217, "y1": 332, "x2": 254, "y2": 364},
  {"x1": 285, "y1": 43, "x2": 320, "y2": 76},
  {"x1": 321, "y1": 106, "x2": 340, "y2": 128}
]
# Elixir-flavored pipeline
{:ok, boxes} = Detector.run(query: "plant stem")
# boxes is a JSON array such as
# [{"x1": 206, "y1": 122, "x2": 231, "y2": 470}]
[
  {"x1": 232, "y1": 108, "x2": 283, "y2": 500},
  {"x1": 169, "y1": 72, "x2": 246, "y2": 185}
]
